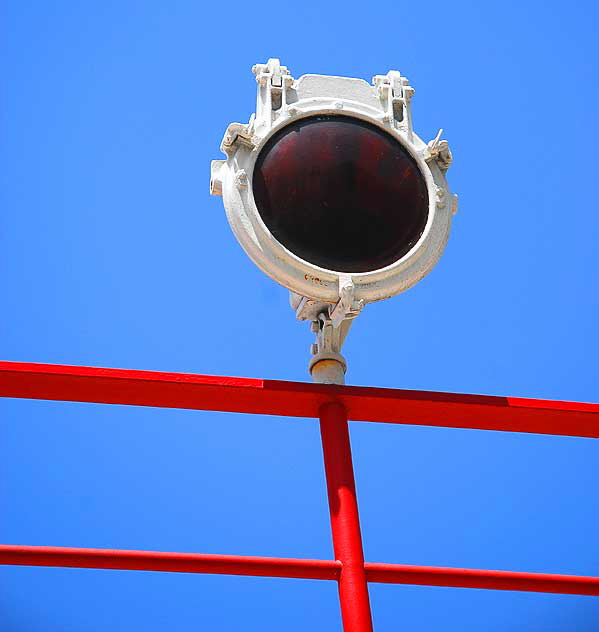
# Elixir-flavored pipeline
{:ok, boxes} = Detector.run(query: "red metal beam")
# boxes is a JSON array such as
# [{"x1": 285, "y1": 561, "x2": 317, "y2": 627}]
[
  {"x1": 0, "y1": 545, "x2": 340, "y2": 580},
  {"x1": 1, "y1": 362, "x2": 598, "y2": 437},
  {"x1": 319, "y1": 402, "x2": 373, "y2": 631},
  {"x1": 364, "y1": 562, "x2": 599, "y2": 596},
  {"x1": 2, "y1": 546, "x2": 598, "y2": 596}
]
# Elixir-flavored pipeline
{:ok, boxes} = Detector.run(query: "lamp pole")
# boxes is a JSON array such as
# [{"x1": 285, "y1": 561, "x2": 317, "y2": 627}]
[
  {"x1": 319, "y1": 400, "x2": 373, "y2": 632},
  {"x1": 314, "y1": 318, "x2": 373, "y2": 632}
]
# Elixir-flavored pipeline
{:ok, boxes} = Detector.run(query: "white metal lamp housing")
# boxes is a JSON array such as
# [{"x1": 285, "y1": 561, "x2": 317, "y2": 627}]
[{"x1": 210, "y1": 59, "x2": 457, "y2": 382}]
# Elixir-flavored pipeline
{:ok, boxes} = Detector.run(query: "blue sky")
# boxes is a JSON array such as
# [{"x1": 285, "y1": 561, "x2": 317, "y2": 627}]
[{"x1": 1, "y1": 1, "x2": 598, "y2": 630}]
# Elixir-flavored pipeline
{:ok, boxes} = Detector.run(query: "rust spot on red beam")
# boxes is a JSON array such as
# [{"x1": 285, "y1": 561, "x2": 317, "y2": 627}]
[{"x1": 1, "y1": 361, "x2": 598, "y2": 438}]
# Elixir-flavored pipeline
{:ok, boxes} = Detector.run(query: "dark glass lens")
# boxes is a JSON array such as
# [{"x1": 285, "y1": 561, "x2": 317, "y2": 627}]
[{"x1": 252, "y1": 115, "x2": 429, "y2": 273}]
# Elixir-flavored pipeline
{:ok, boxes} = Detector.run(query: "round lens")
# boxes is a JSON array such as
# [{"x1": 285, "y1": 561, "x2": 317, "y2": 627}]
[{"x1": 252, "y1": 115, "x2": 429, "y2": 273}]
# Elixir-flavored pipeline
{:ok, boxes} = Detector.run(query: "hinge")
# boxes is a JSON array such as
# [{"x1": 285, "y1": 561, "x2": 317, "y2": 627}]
[
  {"x1": 329, "y1": 276, "x2": 364, "y2": 327},
  {"x1": 220, "y1": 120, "x2": 256, "y2": 156},
  {"x1": 373, "y1": 70, "x2": 415, "y2": 141},
  {"x1": 427, "y1": 128, "x2": 453, "y2": 172},
  {"x1": 252, "y1": 58, "x2": 294, "y2": 128}
]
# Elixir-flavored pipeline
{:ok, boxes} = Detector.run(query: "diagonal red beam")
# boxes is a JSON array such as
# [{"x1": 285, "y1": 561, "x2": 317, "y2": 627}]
[
  {"x1": 0, "y1": 545, "x2": 340, "y2": 580},
  {"x1": 1, "y1": 361, "x2": 598, "y2": 437},
  {"x1": 1, "y1": 546, "x2": 598, "y2": 596}
]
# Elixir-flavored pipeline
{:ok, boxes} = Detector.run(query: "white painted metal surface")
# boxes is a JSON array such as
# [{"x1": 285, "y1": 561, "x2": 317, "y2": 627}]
[{"x1": 210, "y1": 59, "x2": 457, "y2": 382}]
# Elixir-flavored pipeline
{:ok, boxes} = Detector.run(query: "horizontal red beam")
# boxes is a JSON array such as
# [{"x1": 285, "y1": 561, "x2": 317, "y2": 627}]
[
  {"x1": 0, "y1": 545, "x2": 340, "y2": 581},
  {"x1": 1, "y1": 546, "x2": 598, "y2": 596},
  {"x1": 1, "y1": 362, "x2": 598, "y2": 437},
  {"x1": 364, "y1": 563, "x2": 599, "y2": 596}
]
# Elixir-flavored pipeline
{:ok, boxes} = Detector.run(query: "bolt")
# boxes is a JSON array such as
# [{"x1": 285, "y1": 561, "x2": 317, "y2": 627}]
[
  {"x1": 234, "y1": 170, "x2": 248, "y2": 189},
  {"x1": 436, "y1": 186, "x2": 446, "y2": 208},
  {"x1": 452, "y1": 193, "x2": 459, "y2": 216}
]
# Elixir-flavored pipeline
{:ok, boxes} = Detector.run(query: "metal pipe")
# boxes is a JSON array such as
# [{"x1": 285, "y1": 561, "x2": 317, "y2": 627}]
[
  {"x1": 0, "y1": 545, "x2": 341, "y2": 580},
  {"x1": 2, "y1": 361, "x2": 598, "y2": 438},
  {"x1": 1, "y1": 545, "x2": 598, "y2": 596},
  {"x1": 319, "y1": 401, "x2": 373, "y2": 632},
  {"x1": 310, "y1": 358, "x2": 346, "y2": 385},
  {"x1": 364, "y1": 562, "x2": 599, "y2": 596}
]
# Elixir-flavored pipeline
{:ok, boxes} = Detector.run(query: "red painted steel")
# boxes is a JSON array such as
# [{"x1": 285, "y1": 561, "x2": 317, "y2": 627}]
[
  {"x1": 1, "y1": 361, "x2": 598, "y2": 437},
  {"x1": 364, "y1": 563, "x2": 599, "y2": 596},
  {"x1": 0, "y1": 545, "x2": 340, "y2": 580},
  {"x1": 2, "y1": 545, "x2": 598, "y2": 596},
  {"x1": 320, "y1": 402, "x2": 373, "y2": 632},
  {"x1": 2, "y1": 358, "x2": 599, "y2": 625}
]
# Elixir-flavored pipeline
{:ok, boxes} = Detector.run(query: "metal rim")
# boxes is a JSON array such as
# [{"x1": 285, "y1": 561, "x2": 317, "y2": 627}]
[{"x1": 222, "y1": 97, "x2": 452, "y2": 303}]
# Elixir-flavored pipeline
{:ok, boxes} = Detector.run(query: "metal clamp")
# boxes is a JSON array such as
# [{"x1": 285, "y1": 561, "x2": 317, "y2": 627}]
[
  {"x1": 253, "y1": 58, "x2": 294, "y2": 128},
  {"x1": 292, "y1": 276, "x2": 363, "y2": 384},
  {"x1": 373, "y1": 70, "x2": 415, "y2": 140},
  {"x1": 309, "y1": 312, "x2": 352, "y2": 385}
]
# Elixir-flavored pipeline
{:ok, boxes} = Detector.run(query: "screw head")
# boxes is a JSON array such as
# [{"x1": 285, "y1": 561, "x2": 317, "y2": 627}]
[{"x1": 234, "y1": 170, "x2": 248, "y2": 189}]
